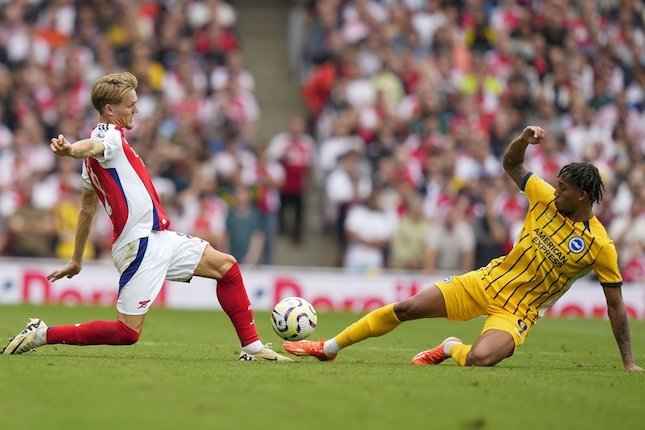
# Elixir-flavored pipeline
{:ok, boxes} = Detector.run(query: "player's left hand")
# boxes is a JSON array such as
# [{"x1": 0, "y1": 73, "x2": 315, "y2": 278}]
[
  {"x1": 47, "y1": 260, "x2": 82, "y2": 282},
  {"x1": 624, "y1": 362, "x2": 643, "y2": 372}
]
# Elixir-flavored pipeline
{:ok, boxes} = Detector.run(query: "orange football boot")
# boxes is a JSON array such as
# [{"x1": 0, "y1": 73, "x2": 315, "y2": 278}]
[{"x1": 283, "y1": 339, "x2": 337, "y2": 361}]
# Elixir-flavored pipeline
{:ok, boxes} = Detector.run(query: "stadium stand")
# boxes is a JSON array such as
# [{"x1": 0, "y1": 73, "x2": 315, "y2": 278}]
[
  {"x1": 0, "y1": 0, "x2": 274, "y2": 264},
  {"x1": 0, "y1": 0, "x2": 643, "y2": 279},
  {"x1": 292, "y1": 0, "x2": 645, "y2": 275}
]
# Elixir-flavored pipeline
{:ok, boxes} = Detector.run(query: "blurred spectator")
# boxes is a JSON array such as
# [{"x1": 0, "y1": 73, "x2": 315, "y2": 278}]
[
  {"x1": 211, "y1": 133, "x2": 256, "y2": 193},
  {"x1": 489, "y1": 108, "x2": 516, "y2": 157},
  {"x1": 343, "y1": 187, "x2": 398, "y2": 271},
  {"x1": 325, "y1": 148, "x2": 372, "y2": 263},
  {"x1": 211, "y1": 50, "x2": 255, "y2": 93},
  {"x1": 302, "y1": 57, "x2": 339, "y2": 119},
  {"x1": 319, "y1": 117, "x2": 365, "y2": 179},
  {"x1": 464, "y1": 4, "x2": 496, "y2": 53},
  {"x1": 495, "y1": 175, "x2": 529, "y2": 253},
  {"x1": 225, "y1": 185, "x2": 264, "y2": 266},
  {"x1": 268, "y1": 116, "x2": 314, "y2": 244},
  {"x1": 621, "y1": 243, "x2": 645, "y2": 283},
  {"x1": 53, "y1": 188, "x2": 96, "y2": 260},
  {"x1": 609, "y1": 187, "x2": 645, "y2": 276},
  {"x1": 526, "y1": 133, "x2": 571, "y2": 185},
  {"x1": 390, "y1": 193, "x2": 430, "y2": 270},
  {"x1": 5, "y1": 179, "x2": 55, "y2": 257},
  {"x1": 454, "y1": 130, "x2": 502, "y2": 182},
  {"x1": 214, "y1": 80, "x2": 260, "y2": 142},
  {"x1": 252, "y1": 145, "x2": 285, "y2": 265},
  {"x1": 565, "y1": 103, "x2": 613, "y2": 159},
  {"x1": 424, "y1": 194, "x2": 475, "y2": 274},
  {"x1": 183, "y1": 191, "x2": 228, "y2": 252},
  {"x1": 472, "y1": 180, "x2": 507, "y2": 269}
]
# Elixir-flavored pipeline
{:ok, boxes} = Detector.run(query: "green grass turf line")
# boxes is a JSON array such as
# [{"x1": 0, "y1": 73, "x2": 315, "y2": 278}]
[{"x1": 0, "y1": 304, "x2": 643, "y2": 430}]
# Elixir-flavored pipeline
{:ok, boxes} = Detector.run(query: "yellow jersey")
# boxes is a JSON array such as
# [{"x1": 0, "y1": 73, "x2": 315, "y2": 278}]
[{"x1": 481, "y1": 173, "x2": 622, "y2": 323}]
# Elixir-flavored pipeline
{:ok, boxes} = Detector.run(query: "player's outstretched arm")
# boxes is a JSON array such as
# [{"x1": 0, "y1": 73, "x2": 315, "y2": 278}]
[
  {"x1": 502, "y1": 126, "x2": 545, "y2": 189},
  {"x1": 603, "y1": 286, "x2": 643, "y2": 371},
  {"x1": 50, "y1": 134, "x2": 105, "y2": 159},
  {"x1": 47, "y1": 188, "x2": 99, "y2": 282}
]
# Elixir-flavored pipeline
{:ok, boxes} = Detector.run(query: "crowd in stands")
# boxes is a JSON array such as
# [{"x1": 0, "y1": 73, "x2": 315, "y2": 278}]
[
  {"x1": 0, "y1": 0, "x2": 282, "y2": 265},
  {"x1": 1, "y1": 0, "x2": 644, "y2": 282},
  {"x1": 290, "y1": 0, "x2": 645, "y2": 278}
]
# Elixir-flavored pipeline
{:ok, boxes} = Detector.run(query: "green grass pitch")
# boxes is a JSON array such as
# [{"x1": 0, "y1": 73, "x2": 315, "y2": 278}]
[{"x1": 1, "y1": 304, "x2": 644, "y2": 430}]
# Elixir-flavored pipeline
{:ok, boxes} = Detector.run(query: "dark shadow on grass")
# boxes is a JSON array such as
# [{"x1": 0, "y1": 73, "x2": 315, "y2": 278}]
[
  {"x1": 26, "y1": 352, "x2": 222, "y2": 363},
  {"x1": 17, "y1": 352, "x2": 625, "y2": 373}
]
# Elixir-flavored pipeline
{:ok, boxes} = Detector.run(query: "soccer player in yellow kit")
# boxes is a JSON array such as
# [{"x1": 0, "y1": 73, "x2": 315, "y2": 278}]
[{"x1": 284, "y1": 126, "x2": 643, "y2": 371}]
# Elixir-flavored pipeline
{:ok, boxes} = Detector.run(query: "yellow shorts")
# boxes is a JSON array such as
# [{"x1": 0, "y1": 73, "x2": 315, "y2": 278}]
[{"x1": 435, "y1": 270, "x2": 532, "y2": 348}]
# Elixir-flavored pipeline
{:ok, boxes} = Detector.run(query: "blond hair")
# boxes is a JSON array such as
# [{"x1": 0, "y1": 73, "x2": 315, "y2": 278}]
[{"x1": 90, "y1": 72, "x2": 138, "y2": 114}]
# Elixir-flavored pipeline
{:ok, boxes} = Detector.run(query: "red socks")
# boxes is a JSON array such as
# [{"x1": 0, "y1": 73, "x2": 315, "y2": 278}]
[
  {"x1": 46, "y1": 320, "x2": 140, "y2": 346},
  {"x1": 45, "y1": 263, "x2": 258, "y2": 348},
  {"x1": 216, "y1": 263, "x2": 260, "y2": 346}
]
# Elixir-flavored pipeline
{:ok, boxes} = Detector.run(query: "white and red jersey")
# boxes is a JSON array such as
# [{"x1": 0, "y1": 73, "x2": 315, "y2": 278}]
[{"x1": 81, "y1": 123, "x2": 170, "y2": 252}]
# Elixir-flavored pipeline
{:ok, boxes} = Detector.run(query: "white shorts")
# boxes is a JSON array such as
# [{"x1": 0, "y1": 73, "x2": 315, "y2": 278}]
[{"x1": 112, "y1": 230, "x2": 209, "y2": 315}]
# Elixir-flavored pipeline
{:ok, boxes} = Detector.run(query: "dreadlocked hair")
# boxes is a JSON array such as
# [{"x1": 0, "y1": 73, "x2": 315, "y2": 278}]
[{"x1": 558, "y1": 162, "x2": 605, "y2": 204}]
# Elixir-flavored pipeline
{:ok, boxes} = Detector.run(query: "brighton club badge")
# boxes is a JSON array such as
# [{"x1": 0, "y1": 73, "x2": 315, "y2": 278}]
[{"x1": 568, "y1": 236, "x2": 585, "y2": 254}]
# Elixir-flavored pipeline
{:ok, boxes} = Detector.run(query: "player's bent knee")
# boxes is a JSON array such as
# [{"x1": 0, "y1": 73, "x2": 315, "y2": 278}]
[
  {"x1": 215, "y1": 252, "x2": 237, "y2": 278},
  {"x1": 394, "y1": 299, "x2": 422, "y2": 321},
  {"x1": 221, "y1": 252, "x2": 237, "y2": 270},
  {"x1": 195, "y1": 246, "x2": 238, "y2": 279},
  {"x1": 394, "y1": 285, "x2": 447, "y2": 321},
  {"x1": 467, "y1": 350, "x2": 498, "y2": 367},
  {"x1": 467, "y1": 348, "x2": 512, "y2": 367}
]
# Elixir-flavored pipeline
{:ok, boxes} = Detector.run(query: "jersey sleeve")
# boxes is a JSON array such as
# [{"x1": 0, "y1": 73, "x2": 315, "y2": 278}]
[
  {"x1": 522, "y1": 172, "x2": 555, "y2": 205},
  {"x1": 80, "y1": 161, "x2": 94, "y2": 190},
  {"x1": 90, "y1": 125, "x2": 122, "y2": 163},
  {"x1": 593, "y1": 242, "x2": 623, "y2": 288}
]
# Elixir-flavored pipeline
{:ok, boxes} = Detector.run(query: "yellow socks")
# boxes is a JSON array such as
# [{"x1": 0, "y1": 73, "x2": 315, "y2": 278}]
[
  {"x1": 329, "y1": 302, "x2": 473, "y2": 366},
  {"x1": 449, "y1": 343, "x2": 472, "y2": 366},
  {"x1": 334, "y1": 303, "x2": 401, "y2": 348}
]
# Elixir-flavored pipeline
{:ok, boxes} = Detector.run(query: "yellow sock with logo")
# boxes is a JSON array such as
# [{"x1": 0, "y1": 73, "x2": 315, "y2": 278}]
[
  {"x1": 449, "y1": 343, "x2": 472, "y2": 366},
  {"x1": 334, "y1": 303, "x2": 401, "y2": 349}
]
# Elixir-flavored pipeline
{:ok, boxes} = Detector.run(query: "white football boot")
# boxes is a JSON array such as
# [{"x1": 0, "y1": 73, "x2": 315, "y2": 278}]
[
  {"x1": 238, "y1": 343, "x2": 293, "y2": 362},
  {"x1": 1, "y1": 318, "x2": 48, "y2": 355}
]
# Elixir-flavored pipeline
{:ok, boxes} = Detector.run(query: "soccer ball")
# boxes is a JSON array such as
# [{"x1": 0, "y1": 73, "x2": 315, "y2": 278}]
[{"x1": 271, "y1": 297, "x2": 317, "y2": 341}]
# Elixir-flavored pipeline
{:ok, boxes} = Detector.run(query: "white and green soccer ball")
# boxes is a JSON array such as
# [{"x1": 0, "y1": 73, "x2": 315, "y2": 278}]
[{"x1": 271, "y1": 297, "x2": 317, "y2": 340}]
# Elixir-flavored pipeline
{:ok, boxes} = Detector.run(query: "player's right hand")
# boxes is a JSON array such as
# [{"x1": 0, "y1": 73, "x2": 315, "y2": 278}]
[
  {"x1": 50, "y1": 134, "x2": 73, "y2": 157},
  {"x1": 625, "y1": 362, "x2": 644, "y2": 372},
  {"x1": 47, "y1": 260, "x2": 82, "y2": 282},
  {"x1": 521, "y1": 126, "x2": 545, "y2": 145}
]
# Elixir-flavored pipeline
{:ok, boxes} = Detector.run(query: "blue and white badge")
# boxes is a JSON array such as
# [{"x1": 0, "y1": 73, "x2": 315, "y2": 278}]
[
  {"x1": 441, "y1": 276, "x2": 453, "y2": 282},
  {"x1": 568, "y1": 236, "x2": 585, "y2": 254}
]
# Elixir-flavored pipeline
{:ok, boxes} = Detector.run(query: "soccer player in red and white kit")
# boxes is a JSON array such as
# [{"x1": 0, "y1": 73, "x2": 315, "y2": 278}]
[{"x1": 2, "y1": 72, "x2": 292, "y2": 361}]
